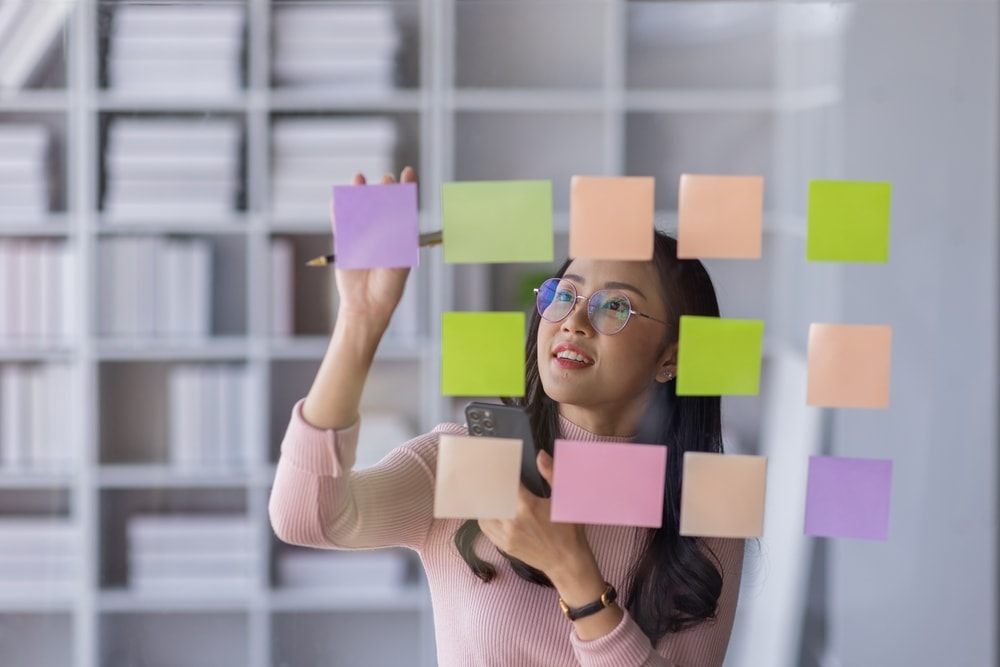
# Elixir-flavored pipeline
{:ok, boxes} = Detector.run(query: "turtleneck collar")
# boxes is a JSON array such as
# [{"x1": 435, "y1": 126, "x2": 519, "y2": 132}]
[{"x1": 557, "y1": 414, "x2": 635, "y2": 444}]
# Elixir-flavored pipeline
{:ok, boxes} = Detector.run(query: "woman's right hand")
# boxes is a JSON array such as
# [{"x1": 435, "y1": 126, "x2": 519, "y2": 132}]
[{"x1": 332, "y1": 166, "x2": 417, "y2": 331}]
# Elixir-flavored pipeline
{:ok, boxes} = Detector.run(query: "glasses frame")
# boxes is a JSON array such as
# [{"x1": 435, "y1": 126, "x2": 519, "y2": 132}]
[{"x1": 533, "y1": 278, "x2": 668, "y2": 336}]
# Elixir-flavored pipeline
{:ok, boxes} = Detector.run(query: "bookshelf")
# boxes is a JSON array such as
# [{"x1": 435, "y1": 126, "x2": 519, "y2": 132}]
[{"x1": 0, "y1": 1, "x2": 846, "y2": 666}]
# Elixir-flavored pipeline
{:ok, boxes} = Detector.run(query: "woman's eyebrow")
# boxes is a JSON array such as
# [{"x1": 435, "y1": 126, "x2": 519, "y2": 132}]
[{"x1": 563, "y1": 273, "x2": 647, "y2": 300}]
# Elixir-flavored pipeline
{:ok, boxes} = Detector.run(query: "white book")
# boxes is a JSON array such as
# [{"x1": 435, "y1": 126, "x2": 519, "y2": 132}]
[
  {"x1": 133, "y1": 236, "x2": 157, "y2": 338},
  {"x1": 106, "y1": 178, "x2": 237, "y2": 204},
  {"x1": 106, "y1": 152, "x2": 234, "y2": 180},
  {"x1": 59, "y1": 242, "x2": 74, "y2": 340},
  {"x1": 274, "y1": 36, "x2": 399, "y2": 62},
  {"x1": 40, "y1": 363, "x2": 72, "y2": 468},
  {"x1": 0, "y1": 518, "x2": 74, "y2": 554},
  {"x1": 110, "y1": 36, "x2": 241, "y2": 61},
  {"x1": 108, "y1": 118, "x2": 240, "y2": 157},
  {"x1": 168, "y1": 364, "x2": 200, "y2": 470},
  {"x1": 269, "y1": 238, "x2": 294, "y2": 337},
  {"x1": 198, "y1": 365, "x2": 221, "y2": 468},
  {"x1": 108, "y1": 58, "x2": 241, "y2": 91},
  {"x1": 103, "y1": 201, "x2": 234, "y2": 223},
  {"x1": 113, "y1": 5, "x2": 244, "y2": 37},
  {"x1": 0, "y1": 123, "x2": 48, "y2": 151},
  {"x1": 0, "y1": 0, "x2": 74, "y2": 90},
  {"x1": 0, "y1": 553, "x2": 76, "y2": 580},
  {"x1": 17, "y1": 241, "x2": 41, "y2": 338},
  {"x1": 0, "y1": 241, "x2": 8, "y2": 338},
  {"x1": 0, "y1": 364, "x2": 28, "y2": 468},
  {"x1": 272, "y1": 155, "x2": 394, "y2": 181},
  {"x1": 36, "y1": 240, "x2": 59, "y2": 342},
  {"x1": 0, "y1": 0, "x2": 30, "y2": 53},
  {"x1": 189, "y1": 240, "x2": 213, "y2": 337},
  {"x1": 109, "y1": 237, "x2": 136, "y2": 337},
  {"x1": 271, "y1": 117, "x2": 397, "y2": 150},
  {"x1": 96, "y1": 238, "x2": 116, "y2": 336},
  {"x1": 25, "y1": 364, "x2": 45, "y2": 468},
  {"x1": 159, "y1": 241, "x2": 185, "y2": 338},
  {"x1": 129, "y1": 551, "x2": 252, "y2": 580},
  {"x1": 273, "y1": 58, "x2": 395, "y2": 88},
  {"x1": 0, "y1": 182, "x2": 47, "y2": 209},
  {"x1": 0, "y1": 161, "x2": 44, "y2": 184},
  {"x1": 5, "y1": 239, "x2": 24, "y2": 339},
  {"x1": 273, "y1": 5, "x2": 395, "y2": 39},
  {"x1": 126, "y1": 515, "x2": 253, "y2": 555}
]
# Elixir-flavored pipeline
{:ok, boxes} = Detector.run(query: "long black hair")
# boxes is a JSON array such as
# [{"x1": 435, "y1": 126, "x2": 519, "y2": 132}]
[{"x1": 453, "y1": 231, "x2": 726, "y2": 642}]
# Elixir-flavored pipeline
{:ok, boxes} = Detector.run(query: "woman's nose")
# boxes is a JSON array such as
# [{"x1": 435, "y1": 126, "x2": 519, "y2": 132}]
[{"x1": 561, "y1": 297, "x2": 594, "y2": 334}]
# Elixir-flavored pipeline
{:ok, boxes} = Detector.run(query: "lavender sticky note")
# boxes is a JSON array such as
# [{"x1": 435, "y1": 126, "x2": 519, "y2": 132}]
[
  {"x1": 332, "y1": 182, "x2": 419, "y2": 269},
  {"x1": 805, "y1": 455, "x2": 892, "y2": 540},
  {"x1": 550, "y1": 440, "x2": 667, "y2": 528}
]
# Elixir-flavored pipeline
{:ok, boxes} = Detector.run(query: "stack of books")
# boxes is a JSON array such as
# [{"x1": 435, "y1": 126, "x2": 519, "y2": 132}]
[
  {"x1": 0, "y1": 239, "x2": 75, "y2": 342},
  {"x1": 102, "y1": 117, "x2": 242, "y2": 222},
  {"x1": 272, "y1": 3, "x2": 399, "y2": 90},
  {"x1": 97, "y1": 236, "x2": 213, "y2": 339},
  {"x1": 0, "y1": 0, "x2": 74, "y2": 90},
  {"x1": 276, "y1": 547, "x2": 409, "y2": 593},
  {"x1": 126, "y1": 514, "x2": 254, "y2": 595},
  {"x1": 168, "y1": 364, "x2": 249, "y2": 471},
  {"x1": 270, "y1": 116, "x2": 396, "y2": 221},
  {"x1": 106, "y1": 3, "x2": 244, "y2": 95},
  {"x1": 0, "y1": 364, "x2": 74, "y2": 471},
  {"x1": 0, "y1": 518, "x2": 76, "y2": 598},
  {"x1": 0, "y1": 123, "x2": 51, "y2": 221}
]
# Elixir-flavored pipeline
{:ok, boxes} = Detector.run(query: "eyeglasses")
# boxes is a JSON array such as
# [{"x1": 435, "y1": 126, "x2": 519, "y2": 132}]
[{"x1": 533, "y1": 278, "x2": 668, "y2": 336}]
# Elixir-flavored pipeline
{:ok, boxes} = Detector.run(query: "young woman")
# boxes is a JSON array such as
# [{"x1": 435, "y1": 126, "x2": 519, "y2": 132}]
[{"x1": 269, "y1": 167, "x2": 744, "y2": 666}]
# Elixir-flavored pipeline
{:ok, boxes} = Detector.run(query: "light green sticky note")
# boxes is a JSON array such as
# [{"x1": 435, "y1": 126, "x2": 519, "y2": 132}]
[
  {"x1": 676, "y1": 316, "x2": 764, "y2": 396},
  {"x1": 442, "y1": 312, "x2": 525, "y2": 396},
  {"x1": 807, "y1": 180, "x2": 892, "y2": 262},
  {"x1": 441, "y1": 181, "x2": 554, "y2": 264}
]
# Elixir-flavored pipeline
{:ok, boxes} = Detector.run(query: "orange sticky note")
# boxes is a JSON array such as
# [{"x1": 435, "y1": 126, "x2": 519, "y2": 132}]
[
  {"x1": 433, "y1": 435, "x2": 522, "y2": 519},
  {"x1": 677, "y1": 174, "x2": 764, "y2": 259},
  {"x1": 569, "y1": 176, "x2": 654, "y2": 260},
  {"x1": 679, "y1": 452, "x2": 768, "y2": 538},
  {"x1": 807, "y1": 324, "x2": 892, "y2": 409}
]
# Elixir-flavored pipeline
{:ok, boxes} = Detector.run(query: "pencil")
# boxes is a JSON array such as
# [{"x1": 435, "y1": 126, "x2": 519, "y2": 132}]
[{"x1": 305, "y1": 230, "x2": 443, "y2": 266}]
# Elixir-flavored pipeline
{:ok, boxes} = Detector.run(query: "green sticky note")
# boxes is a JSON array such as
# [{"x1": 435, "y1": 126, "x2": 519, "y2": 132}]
[
  {"x1": 676, "y1": 316, "x2": 764, "y2": 396},
  {"x1": 441, "y1": 181, "x2": 554, "y2": 263},
  {"x1": 807, "y1": 180, "x2": 892, "y2": 262},
  {"x1": 442, "y1": 312, "x2": 525, "y2": 396}
]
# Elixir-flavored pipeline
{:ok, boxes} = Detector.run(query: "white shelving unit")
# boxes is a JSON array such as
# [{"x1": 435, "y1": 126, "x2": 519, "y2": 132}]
[{"x1": 0, "y1": 1, "x2": 846, "y2": 665}]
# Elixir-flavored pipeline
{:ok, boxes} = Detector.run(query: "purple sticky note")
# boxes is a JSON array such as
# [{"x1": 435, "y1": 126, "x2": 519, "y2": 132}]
[
  {"x1": 805, "y1": 455, "x2": 892, "y2": 540},
  {"x1": 551, "y1": 440, "x2": 667, "y2": 528},
  {"x1": 332, "y1": 182, "x2": 419, "y2": 269}
]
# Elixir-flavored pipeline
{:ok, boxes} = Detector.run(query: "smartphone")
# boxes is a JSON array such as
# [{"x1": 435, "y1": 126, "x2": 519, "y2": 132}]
[{"x1": 464, "y1": 401, "x2": 550, "y2": 498}]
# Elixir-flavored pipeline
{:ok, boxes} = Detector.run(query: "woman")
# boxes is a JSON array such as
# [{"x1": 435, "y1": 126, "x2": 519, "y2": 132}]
[{"x1": 269, "y1": 167, "x2": 744, "y2": 666}]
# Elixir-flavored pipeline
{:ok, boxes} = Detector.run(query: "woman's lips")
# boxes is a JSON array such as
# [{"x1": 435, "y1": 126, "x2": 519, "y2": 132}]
[{"x1": 552, "y1": 343, "x2": 595, "y2": 369}]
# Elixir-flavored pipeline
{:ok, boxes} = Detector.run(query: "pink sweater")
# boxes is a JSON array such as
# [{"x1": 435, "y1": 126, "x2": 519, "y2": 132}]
[{"x1": 269, "y1": 399, "x2": 744, "y2": 667}]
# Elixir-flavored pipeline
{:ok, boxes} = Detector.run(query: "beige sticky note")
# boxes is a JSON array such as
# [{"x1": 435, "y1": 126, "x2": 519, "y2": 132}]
[
  {"x1": 434, "y1": 434, "x2": 522, "y2": 519},
  {"x1": 677, "y1": 174, "x2": 764, "y2": 259},
  {"x1": 679, "y1": 452, "x2": 768, "y2": 538},
  {"x1": 807, "y1": 324, "x2": 892, "y2": 409},
  {"x1": 569, "y1": 176, "x2": 655, "y2": 260}
]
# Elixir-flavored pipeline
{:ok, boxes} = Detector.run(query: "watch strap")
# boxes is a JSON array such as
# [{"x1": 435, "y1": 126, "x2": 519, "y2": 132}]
[{"x1": 559, "y1": 583, "x2": 617, "y2": 621}]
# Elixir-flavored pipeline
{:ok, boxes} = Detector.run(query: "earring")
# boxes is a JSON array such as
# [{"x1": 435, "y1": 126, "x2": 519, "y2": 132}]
[{"x1": 661, "y1": 369, "x2": 674, "y2": 381}]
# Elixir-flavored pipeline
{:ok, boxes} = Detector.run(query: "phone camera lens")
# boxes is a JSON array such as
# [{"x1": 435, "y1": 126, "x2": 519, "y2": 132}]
[
  {"x1": 482, "y1": 419, "x2": 494, "y2": 430},
  {"x1": 471, "y1": 425, "x2": 483, "y2": 436},
  {"x1": 468, "y1": 410, "x2": 481, "y2": 421}
]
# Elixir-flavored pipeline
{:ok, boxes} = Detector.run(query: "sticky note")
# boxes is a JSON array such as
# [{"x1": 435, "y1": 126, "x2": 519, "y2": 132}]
[
  {"x1": 679, "y1": 452, "x2": 768, "y2": 538},
  {"x1": 807, "y1": 324, "x2": 892, "y2": 409},
  {"x1": 550, "y1": 440, "x2": 667, "y2": 528},
  {"x1": 441, "y1": 180, "x2": 554, "y2": 264},
  {"x1": 805, "y1": 456, "x2": 892, "y2": 540},
  {"x1": 569, "y1": 176, "x2": 655, "y2": 260},
  {"x1": 441, "y1": 312, "x2": 525, "y2": 396},
  {"x1": 331, "y1": 182, "x2": 419, "y2": 269},
  {"x1": 676, "y1": 316, "x2": 764, "y2": 396},
  {"x1": 806, "y1": 180, "x2": 892, "y2": 262},
  {"x1": 434, "y1": 434, "x2": 522, "y2": 519},
  {"x1": 677, "y1": 174, "x2": 764, "y2": 259}
]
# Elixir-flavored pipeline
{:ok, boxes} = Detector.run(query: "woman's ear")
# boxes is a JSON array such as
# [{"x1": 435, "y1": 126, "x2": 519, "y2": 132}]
[{"x1": 655, "y1": 343, "x2": 678, "y2": 384}]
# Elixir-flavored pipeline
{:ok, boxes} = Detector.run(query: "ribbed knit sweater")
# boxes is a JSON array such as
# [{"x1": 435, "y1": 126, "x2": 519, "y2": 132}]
[{"x1": 269, "y1": 399, "x2": 744, "y2": 667}]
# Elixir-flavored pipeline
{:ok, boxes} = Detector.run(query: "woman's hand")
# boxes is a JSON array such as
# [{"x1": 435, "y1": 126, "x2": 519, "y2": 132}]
[
  {"x1": 332, "y1": 166, "x2": 416, "y2": 330},
  {"x1": 478, "y1": 451, "x2": 598, "y2": 581}
]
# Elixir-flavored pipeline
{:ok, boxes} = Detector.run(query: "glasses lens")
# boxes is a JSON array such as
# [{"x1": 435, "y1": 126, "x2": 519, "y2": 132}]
[
  {"x1": 536, "y1": 278, "x2": 575, "y2": 322},
  {"x1": 588, "y1": 290, "x2": 632, "y2": 335}
]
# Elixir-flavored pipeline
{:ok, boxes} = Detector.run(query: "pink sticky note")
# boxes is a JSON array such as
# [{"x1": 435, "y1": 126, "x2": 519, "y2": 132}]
[
  {"x1": 679, "y1": 452, "x2": 768, "y2": 538},
  {"x1": 677, "y1": 174, "x2": 764, "y2": 259},
  {"x1": 569, "y1": 176, "x2": 655, "y2": 260},
  {"x1": 807, "y1": 324, "x2": 892, "y2": 408},
  {"x1": 332, "y1": 182, "x2": 419, "y2": 269},
  {"x1": 805, "y1": 456, "x2": 892, "y2": 540},
  {"x1": 550, "y1": 440, "x2": 667, "y2": 528},
  {"x1": 434, "y1": 435, "x2": 522, "y2": 519}
]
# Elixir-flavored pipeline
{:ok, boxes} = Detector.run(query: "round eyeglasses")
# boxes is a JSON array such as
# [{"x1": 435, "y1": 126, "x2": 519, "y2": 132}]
[{"x1": 534, "y1": 278, "x2": 668, "y2": 336}]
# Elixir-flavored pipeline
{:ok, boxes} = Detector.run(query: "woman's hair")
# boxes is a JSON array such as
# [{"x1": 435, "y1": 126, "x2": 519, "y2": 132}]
[{"x1": 453, "y1": 231, "x2": 727, "y2": 642}]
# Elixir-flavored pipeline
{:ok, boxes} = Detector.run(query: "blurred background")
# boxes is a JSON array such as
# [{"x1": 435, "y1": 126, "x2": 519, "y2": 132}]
[{"x1": 0, "y1": 1, "x2": 995, "y2": 666}]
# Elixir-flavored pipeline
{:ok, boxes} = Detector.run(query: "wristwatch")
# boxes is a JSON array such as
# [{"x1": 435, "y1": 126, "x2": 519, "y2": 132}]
[{"x1": 559, "y1": 583, "x2": 618, "y2": 621}]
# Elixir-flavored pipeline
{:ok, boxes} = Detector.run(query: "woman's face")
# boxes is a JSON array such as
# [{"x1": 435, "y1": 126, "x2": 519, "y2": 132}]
[{"x1": 536, "y1": 258, "x2": 675, "y2": 437}]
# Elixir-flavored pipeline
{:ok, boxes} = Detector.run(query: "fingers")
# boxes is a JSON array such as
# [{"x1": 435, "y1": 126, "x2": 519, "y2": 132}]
[
  {"x1": 400, "y1": 165, "x2": 417, "y2": 183},
  {"x1": 352, "y1": 166, "x2": 416, "y2": 187},
  {"x1": 351, "y1": 172, "x2": 366, "y2": 186},
  {"x1": 537, "y1": 450, "x2": 554, "y2": 484}
]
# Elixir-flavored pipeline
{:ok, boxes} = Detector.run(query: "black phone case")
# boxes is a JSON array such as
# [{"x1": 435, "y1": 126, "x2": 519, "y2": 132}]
[{"x1": 464, "y1": 402, "x2": 551, "y2": 498}]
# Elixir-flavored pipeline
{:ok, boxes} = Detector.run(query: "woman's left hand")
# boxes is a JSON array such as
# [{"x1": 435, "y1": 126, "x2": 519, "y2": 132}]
[{"x1": 478, "y1": 450, "x2": 595, "y2": 578}]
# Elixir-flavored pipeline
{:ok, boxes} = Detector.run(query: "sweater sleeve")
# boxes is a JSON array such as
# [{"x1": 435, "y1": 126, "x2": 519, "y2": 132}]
[
  {"x1": 570, "y1": 537, "x2": 745, "y2": 667},
  {"x1": 268, "y1": 398, "x2": 453, "y2": 551}
]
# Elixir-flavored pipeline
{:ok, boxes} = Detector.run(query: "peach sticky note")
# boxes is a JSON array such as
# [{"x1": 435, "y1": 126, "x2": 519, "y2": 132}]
[
  {"x1": 805, "y1": 455, "x2": 892, "y2": 540},
  {"x1": 807, "y1": 324, "x2": 892, "y2": 408},
  {"x1": 677, "y1": 174, "x2": 764, "y2": 259},
  {"x1": 676, "y1": 316, "x2": 765, "y2": 396},
  {"x1": 807, "y1": 180, "x2": 892, "y2": 263},
  {"x1": 441, "y1": 180, "x2": 554, "y2": 264},
  {"x1": 569, "y1": 176, "x2": 655, "y2": 260},
  {"x1": 550, "y1": 440, "x2": 667, "y2": 528},
  {"x1": 434, "y1": 434, "x2": 522, "y2": 519},
  {"x1": 680, "y1": 452, "x2": 768, "y2": 538},
  {"x1": 441, "y1": 312, "x2": 525, "y2": 397}
]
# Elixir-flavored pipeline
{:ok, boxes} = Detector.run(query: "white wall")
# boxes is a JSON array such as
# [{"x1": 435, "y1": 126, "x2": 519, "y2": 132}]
[{"x1": 830, "y1": 3, "x2": 998, "y2": 666}]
